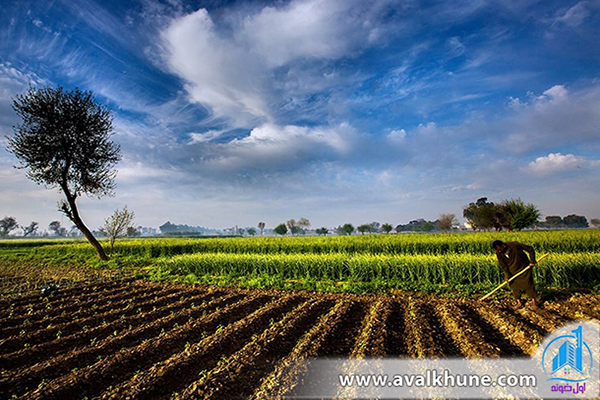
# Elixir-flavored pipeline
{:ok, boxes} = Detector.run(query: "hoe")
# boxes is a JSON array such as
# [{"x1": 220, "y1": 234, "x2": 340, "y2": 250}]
[{"x1": 480, "y1": 253, "x2": 549, "y2": 301}]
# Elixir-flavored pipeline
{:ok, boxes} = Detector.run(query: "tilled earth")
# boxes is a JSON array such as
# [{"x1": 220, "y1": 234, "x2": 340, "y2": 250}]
[{"x1": 1, "y1": 277, "x2": 598, "y2": 399}]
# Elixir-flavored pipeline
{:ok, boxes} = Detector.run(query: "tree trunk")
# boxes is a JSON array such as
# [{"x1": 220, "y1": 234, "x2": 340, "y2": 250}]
[
  {"x1": 76, "y1": 216, "x2": 109, "y2": 261},
  {"x1": 61, "y1": 186, "x2": 109, "y2": 261}
]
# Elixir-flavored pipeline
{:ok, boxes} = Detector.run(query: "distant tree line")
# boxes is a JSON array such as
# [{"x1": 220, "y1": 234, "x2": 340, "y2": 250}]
[
  {"x1": 275, "y1": 215, "x2": 458, "y2": 236},
  {"x1": 3, "y1": 201, "x2": 598, "y2": 240},
  {"x1": 273, "y1": 218, "x2": 312, "y2": 236},
  {"x1": 538, "y1": 214, "x2": 592, "y2": 229},
  {"x1": 159, "y1": 221, "x2": 220, "y2": 235},
  {"x1": 0, "y1": 217, "x2": 80, "y2": 238},
  {"x1": 462, "y1": 197, "x2": 593, "y2": 231}
]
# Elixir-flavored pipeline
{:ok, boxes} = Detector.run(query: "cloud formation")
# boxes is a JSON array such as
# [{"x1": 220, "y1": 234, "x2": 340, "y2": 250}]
[
  {"x1": 1, "y1": 0, "x2": 599, "y2": 228},
  {"x1": 160, "y1": 0, "x2": 394, "y2": 127},
  {"x1": 528, "y1": 153, "x2": 600, "y2": 175}
]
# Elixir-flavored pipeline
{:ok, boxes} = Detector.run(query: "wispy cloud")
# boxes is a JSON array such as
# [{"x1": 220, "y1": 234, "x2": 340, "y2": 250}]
[
  {"x1": 1, "y1": 0, "x2": 599, "y2": 228},
  {"x1": 159, "y1": 0, "x2": 402, "y2": 128}
]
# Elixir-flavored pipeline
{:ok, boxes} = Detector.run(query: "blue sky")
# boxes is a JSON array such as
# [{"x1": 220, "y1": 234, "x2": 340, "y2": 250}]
[{"x1": 1, "y1": 0, "x2": 599, "y2": 232}]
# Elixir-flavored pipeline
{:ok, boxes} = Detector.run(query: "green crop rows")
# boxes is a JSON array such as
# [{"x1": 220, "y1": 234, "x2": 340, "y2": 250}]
[{"x1": 1, "y1": 230, "x2": 599, "y2": 294}]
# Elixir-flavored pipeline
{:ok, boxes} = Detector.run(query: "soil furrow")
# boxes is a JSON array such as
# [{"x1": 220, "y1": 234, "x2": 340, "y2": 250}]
[
  {"x1": 567, "y1": 293, "x2": 600, "y2": 308},
  {"x1": 350, "y1": 299, "x2": 389, "y2": 358},
  {"x1": 102, "y1": 294, "x2": 308, "y2": 400},
  {"x1": 564, "y1": 294, "x2": 600, "y2": 319},
  {"x1": 456, "y1": 303, "x2": 526, "y2": 357},
  {"x1": 0, "y1": 287, "x2": 184, "y2": 353},
  {"x1": 0, "y1": 288, "x2": 226, "y2": 372},
  {"x1": 275, "y1": 298, "x2": 368, "y2": 400},
  {"x1": 0, "y1": 291, "x2": 232, "y2": 398},
  {"x1": 1, "y1": 278, "x2": 138, "y2": 314},
  {"x1": 1, "y1": 278, "x2": 124, "y2": 306},
  {"x1": 0, "y1": 282, "x2": 145, "y2": 328},
  {"x1": 384, "y1": 299, "x2": 409, "y2": 357},
  {"x1": 310, "y1": 299, "x2": 369, "y2": 357},
  {"x1": 497, "y1": 302, "x2": 550, "y2": 337},
  {"x1": 0, "y1": 285, "x2": 181, "y2": 336},
  {"x1": 185, "y1": 299, "x2": 332, "y2": 399},
  {"x1": 253, "y1": 299, "x2": 351, "y2": 399},
  {"x1": 542, "y1": 301, "x2": 599, "y2": 321},
  {"x1": 0, "y1": 276, "x2": 597, "y2": 400},
  {"x1": 26, "y1": 294, "x2": 275, "y2": 400},
  {"x1": 405, "y1": 298, "x2": 462, "y2": 357},
  {"x1": 515, "y1": 306, "x2": 571, "y2": 332},
  {"x1": 474, "y1": 301, "x2": 542, "y2": 355},
  {"x1": 435, "y1": 299, "x2": 501, "y2": 358}
]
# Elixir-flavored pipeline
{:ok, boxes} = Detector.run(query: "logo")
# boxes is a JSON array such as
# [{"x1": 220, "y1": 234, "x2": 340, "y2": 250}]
[{"x1": 541, "y1": 325, "x2": 593, "y2": 395}]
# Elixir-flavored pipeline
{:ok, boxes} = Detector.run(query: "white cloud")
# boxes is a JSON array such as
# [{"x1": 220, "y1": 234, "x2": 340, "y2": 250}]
[
  {"x1": 0, "y1": 63, "x2": 49, "y2": 136},
  {"x1": 240, "y1": 0, "x2": 367, "y2": 68},
  {"x1": 189, "y1": 129, "x2": 227, "y2": 144},
  {"x1": 536, "y1": 84, "x2": 568, "y2": 103},
  {"x1": 387, "y1": 129, "x2": 407, "y2": 142},
  {"x1": 204, "y1": 122, "x2": 359, "y2": 172},
  {"x1": 446, "y1": 36, "x2": 466, "y2": 58},
  {"x1": 160, "y1": 0, "x2": 387, "y2": 128},
  {"x1": 527, "y1": 153, "x2": 600, "y2": 175},
  {"x1": 161, "y1": 8, "x2": 269, "y2": 127},
  {"x1": 502, "y1": 83, "x2": 600, "y2": 152},
  {"x1": 116, "y1": 162, "x2": 175, "y2": 183}
]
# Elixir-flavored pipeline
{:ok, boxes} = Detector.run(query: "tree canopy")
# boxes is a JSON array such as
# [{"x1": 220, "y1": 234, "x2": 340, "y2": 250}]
[
  {"x1": 274, "y1": 223, "x2": 288, "y2": 235},
  {"x1": 0, "y1": 217, "x2": 18, "y2": 237},
  {"x1": 463, "y1": 197, "x2": 540, "y2": 231}
]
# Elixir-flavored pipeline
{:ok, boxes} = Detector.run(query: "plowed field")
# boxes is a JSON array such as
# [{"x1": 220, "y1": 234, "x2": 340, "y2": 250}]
[{"x1": 1, "y1": 277, "x2": 599, "y2": 399}]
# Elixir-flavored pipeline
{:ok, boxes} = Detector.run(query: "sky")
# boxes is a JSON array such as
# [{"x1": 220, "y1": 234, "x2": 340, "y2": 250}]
[{"x1": 0, "y1": 0, "x2": 599, "y2": 233}]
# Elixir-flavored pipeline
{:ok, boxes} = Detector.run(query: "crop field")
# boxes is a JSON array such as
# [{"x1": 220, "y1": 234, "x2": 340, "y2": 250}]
[
  {"x1": 1, "y1": 230, "x2": 599, "y2": 398},
  {"x1": 1, "y1": 277, "x2": 599, "y2": 399},
  {"x1": 2, "y1": 229, "x2": 599, "y2": 293}
]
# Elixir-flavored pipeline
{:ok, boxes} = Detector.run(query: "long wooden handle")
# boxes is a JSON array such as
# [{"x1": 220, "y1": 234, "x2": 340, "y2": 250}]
[{"x1": 480, "y1": 253, "x2": 549, "y2": 301}]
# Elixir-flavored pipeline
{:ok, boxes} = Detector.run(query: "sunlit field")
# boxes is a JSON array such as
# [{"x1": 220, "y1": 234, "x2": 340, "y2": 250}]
[{"x1": 1, "y1": 229, "x2": 599, "y2": 294}]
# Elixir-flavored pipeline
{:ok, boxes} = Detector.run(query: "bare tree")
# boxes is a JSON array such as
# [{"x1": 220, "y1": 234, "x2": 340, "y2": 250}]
[
  {"x1": 436, "y1": 213, "x2": 458, "y2": 232},
  {"x1": 286, "y1": 219, "x2": 299, "y2": 235},
  {"x1": 99, "y1": 206, "x2": 135, "y2": 255},
  {"x1": 21, "y1": 221, "x2": 39, "y2": 237},
  {"x1": 298, "y1": 217, "x2": 311, "y2": 234}
]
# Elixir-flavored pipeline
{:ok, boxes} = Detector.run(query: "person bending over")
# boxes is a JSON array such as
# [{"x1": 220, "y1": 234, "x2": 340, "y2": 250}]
[{"x1": 492, "y1": 240, "x2": 541, "y2": 310}]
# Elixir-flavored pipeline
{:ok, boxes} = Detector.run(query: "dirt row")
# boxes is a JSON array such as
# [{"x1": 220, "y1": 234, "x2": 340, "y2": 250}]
[{"x1": 1, "y1": 278, "x2": 599, "y2": 399}]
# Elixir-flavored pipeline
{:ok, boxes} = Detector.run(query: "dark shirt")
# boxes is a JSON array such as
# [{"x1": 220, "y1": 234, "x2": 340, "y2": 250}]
[{"x1": 496, "y1": 241, "x2": 536, "y2": 291}]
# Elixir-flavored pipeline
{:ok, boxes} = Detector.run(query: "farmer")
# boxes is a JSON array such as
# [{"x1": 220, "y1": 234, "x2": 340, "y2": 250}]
[{"x1": 492, "y1": 240, "x2": 541, "y2": 310}]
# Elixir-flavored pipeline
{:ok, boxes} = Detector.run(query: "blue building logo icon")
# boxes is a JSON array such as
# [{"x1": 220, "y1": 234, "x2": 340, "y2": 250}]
[
  {"x1": 552, "y1": 326, "x2": 583, "y2": 375},
  {"x1": 542, "y1": 325, "x2": 593, "y2": 383}
]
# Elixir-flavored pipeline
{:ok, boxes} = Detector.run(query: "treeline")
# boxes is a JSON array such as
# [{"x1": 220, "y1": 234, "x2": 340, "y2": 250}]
[
  {"x1": 537, "y1": 214, "x2": 592, "y2": 229},
  {"x1": 463, "y1": 197, "x2": 597, "y2": 231},
  {"x1": 159, "y1": 221, "x2": 221, "y2": 236},
  {"x1": 0, "y1": 217, "x2": 80, "y2": 238}
]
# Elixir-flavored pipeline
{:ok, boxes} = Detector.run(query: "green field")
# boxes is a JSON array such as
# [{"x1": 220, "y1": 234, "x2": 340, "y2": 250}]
[{"x1": 1, "y1": 230, "x2": 599, "y2": 294}]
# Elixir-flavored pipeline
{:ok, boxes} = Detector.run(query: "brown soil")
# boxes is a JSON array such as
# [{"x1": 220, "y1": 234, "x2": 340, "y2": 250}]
[{"x1": 0, "y1": 277, "x2": 598, "y2": 399}]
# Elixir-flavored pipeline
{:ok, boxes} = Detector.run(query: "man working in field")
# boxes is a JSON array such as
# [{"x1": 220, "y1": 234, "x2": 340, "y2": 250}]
[{"x1": 492, "y1": 240, "x2": 541, "y2": 310}]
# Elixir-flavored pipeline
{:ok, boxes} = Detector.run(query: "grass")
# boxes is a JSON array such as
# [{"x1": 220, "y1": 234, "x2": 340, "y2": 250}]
[{"x1": 1, "y1": 229, "x2": 599, "y2": 295}]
